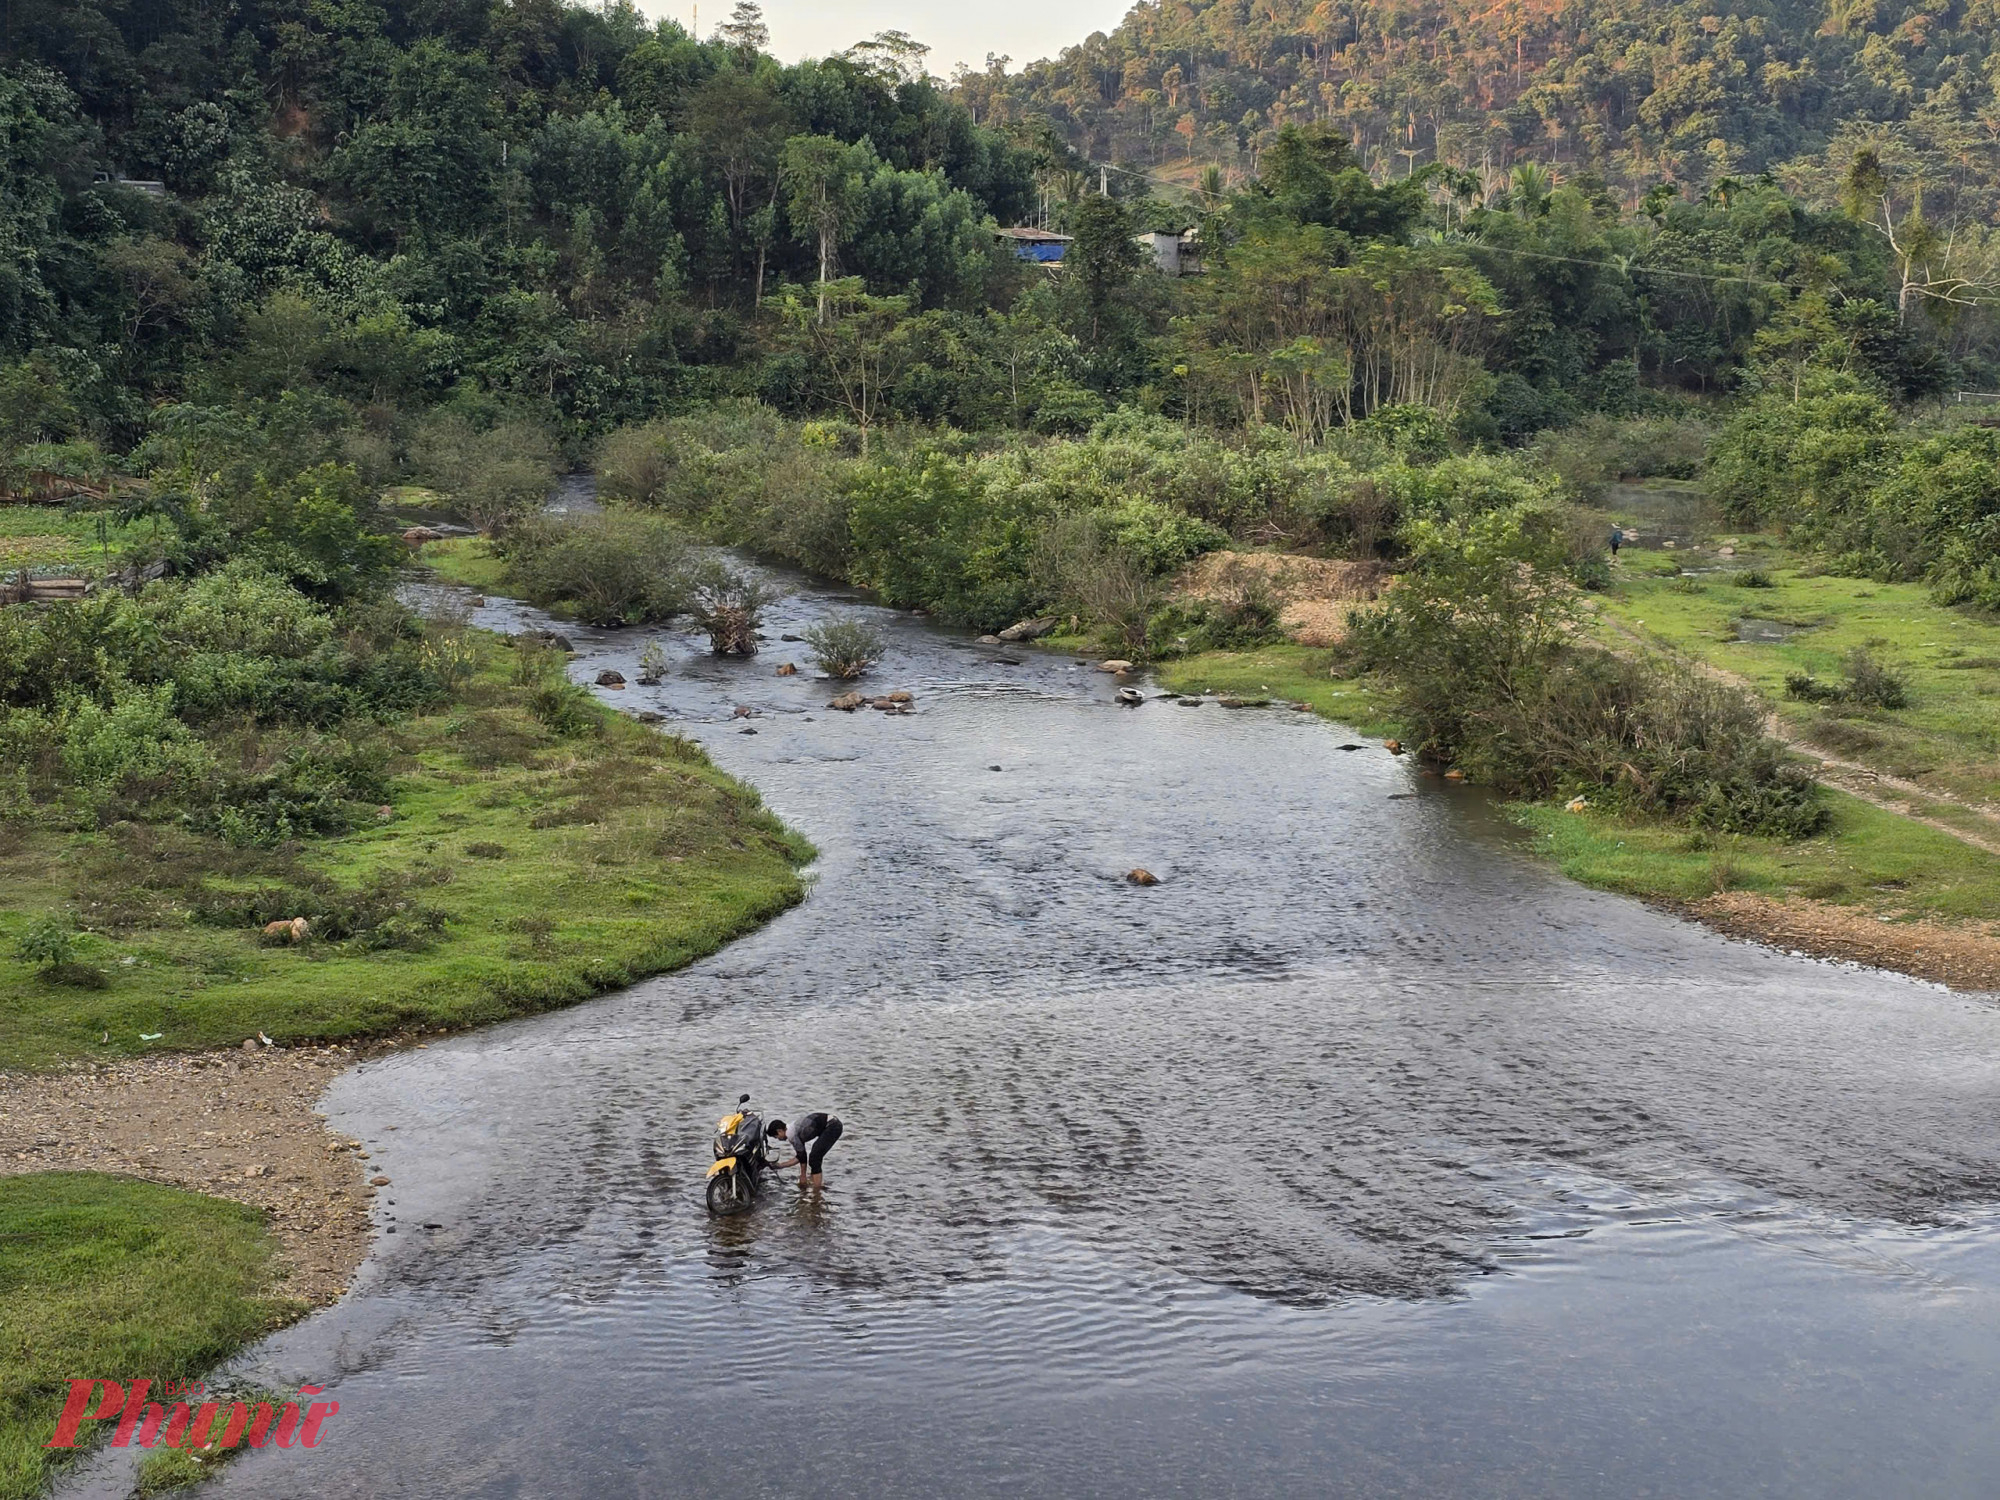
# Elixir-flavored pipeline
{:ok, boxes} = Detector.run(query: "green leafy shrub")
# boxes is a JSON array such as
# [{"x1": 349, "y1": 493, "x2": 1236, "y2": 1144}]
[
  {"x1": 1787, "y1": 650, "x2": 1909, "y2": 710},
  {"x1": 1351, "y1": 501, "x2": 1826, "y2": 835},
  {"x1": 498, "y1": 511, "x2": 689, "y2": 626},
  {"x1": 803, "y1": 619, "x2": 887, "y2": 679},
  {"x1": 14, "y1": 915, "x2": 75, "y2": 969}
]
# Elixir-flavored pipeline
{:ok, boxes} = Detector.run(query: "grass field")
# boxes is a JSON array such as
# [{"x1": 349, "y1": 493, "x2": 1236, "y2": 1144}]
[
  {"x1": 0, "y1": 639, "x2": 814, "y2": 1072},
  {"x1": 1594, "y1": 550, "x2": 2000, "y2": 809},
  {"x1": 0, "y1": 502, "x2": 139, "y2": 572},
  {"x1": 0, "y1": 1173, "x2": 299, "y2": 1500}
]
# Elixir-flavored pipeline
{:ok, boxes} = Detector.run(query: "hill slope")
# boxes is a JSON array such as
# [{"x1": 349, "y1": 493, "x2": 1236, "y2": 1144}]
[{"x1": 957, "y1": 0, "x2": 2000, "y2": 202}]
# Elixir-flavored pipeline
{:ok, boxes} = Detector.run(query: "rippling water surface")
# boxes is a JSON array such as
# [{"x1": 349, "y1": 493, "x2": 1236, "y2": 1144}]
[{"x1": 72, "y1": 550, "x2": 2000, "y2": 1499}]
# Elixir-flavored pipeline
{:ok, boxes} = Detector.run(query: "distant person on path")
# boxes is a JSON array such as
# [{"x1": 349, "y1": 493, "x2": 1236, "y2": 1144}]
[
  {"x1": 768, "y1": 1112, "x2": 844, "y2": 1187},
  {"x1": 1609, "y1": 524, "x2": 1625, "y2": 559}
]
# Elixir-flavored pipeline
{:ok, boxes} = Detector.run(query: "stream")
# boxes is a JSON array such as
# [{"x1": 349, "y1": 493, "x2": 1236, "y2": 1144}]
[{"x1": 66, "y1": 541, "x2": 2000, "y2": 1498}]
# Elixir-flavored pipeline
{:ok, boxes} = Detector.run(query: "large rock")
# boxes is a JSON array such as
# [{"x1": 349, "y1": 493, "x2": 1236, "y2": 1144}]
[
  {"x1": 401, "y1": 526, "x2": 445, "y2": 545},
  {"x1": 1096, "y1": 659, "x2": 1135, "y2": 674},
  {"x1": 829, "y1": 692, "x2": 865, "y2": 712},
  {"x1": 594, "y1": 669, "x2": 626, "y2": 688},
  {"x1": 1126, "y1": 868, "x2": 1159, "y2": 886},
  {"x1": 998, "y1": 617, "x2": 1059, "y2": 642},
  {"x1": 514, "y1": 629, "x2": 574, "y2": 653}
]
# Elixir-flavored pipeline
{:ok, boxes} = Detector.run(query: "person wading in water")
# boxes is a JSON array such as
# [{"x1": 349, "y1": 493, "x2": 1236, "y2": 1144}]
[{"x1": 767, "y1": 1112, "x2": 843, "y2": 1188}]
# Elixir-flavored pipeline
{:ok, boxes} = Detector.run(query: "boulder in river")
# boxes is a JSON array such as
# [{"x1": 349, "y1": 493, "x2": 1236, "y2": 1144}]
[
  {"x1": 1096, "y1": 659, "x2": 1135, "y2": 674},
  {"x1": 401, "y1": 526, "x2": 445, "y2": 545},
  {"x1": 776, "y1": 663, "x2": 798, "y2": 676},
  {"x1": 595, "y1": 669, "x2": 626, "y2": 688},
  {"x1": 978, "y1": 635, "x2": 1003, "y2": 645},
  {"x1": 829, "y1": 692, "x2": 865, "y2": 712},
  {"x1": 514, "y1": 629, "x2": 574, "y2": 653},
  {"x1": 1443, "y1": 768, "x2": 1466, "y2": 782},
  {"x1": 1178, "y1": 697, "x2": 1206, "y2": 707},
  {"x1": 1383, "y1": 738, "x2": 1403, "y2": 754},
  {"x1": 781, "y1": 633, "x2": 804, "y2": 643},
  {"x1": 886, "y1": 690, "x2": 913, "y2": 704},
  {"x1": 999, "y1": 617, "x2": 1059, "y2": 642},
  {"x1": 1126, "y1": 868, "x2": 1159, "y2": 886}
]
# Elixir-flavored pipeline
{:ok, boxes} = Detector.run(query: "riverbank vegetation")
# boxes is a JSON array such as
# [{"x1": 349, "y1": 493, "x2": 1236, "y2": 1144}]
[
  {"x1": 1, "y1": 0, "x2": 1996, "y2": 986},
  {"x1": 0, "y1": 1172, "x2": 299, "y2": 1500},
  {"x1": 0, "y1": 585, "x2": 810, "y2": 1070}
]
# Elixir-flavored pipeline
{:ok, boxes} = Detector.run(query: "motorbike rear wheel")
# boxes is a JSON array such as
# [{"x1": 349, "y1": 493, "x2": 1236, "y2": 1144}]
[{"x1": 706, "y1": 1167, "x2": 754, "y2": 1216}]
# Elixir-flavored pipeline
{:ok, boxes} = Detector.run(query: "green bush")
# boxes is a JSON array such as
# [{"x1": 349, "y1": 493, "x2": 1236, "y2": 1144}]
[
  {"x1": 1787, "y1": 650, "x2": 1909, "y2": 710},
  {"x1": 13, "y1": 915, "x2": 75, "y2": 969},
  {"x1": 803, "y1": 619, "x2": 887, "y2": 679},
  {"x1": 1352, "y1": 500, "x2": 1826, "y2": 835},
  {"x1": 498, "y1": 511, "x2": 689, "y2": 626}
]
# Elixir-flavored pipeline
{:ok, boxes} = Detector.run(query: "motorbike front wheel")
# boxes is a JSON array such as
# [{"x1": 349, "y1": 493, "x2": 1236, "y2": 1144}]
[{"x1": 706, "y1": 1168, "x2": 754, "y2": 1216}]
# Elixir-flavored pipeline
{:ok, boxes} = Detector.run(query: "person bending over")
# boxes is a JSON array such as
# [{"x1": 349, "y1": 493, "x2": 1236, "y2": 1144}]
[{"x1": 768, "y1": 1112, "x2": 843, "y2": 1187}]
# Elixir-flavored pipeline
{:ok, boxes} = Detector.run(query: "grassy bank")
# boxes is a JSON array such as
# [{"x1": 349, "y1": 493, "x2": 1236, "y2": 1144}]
[
  {"x1": 0, "y1": 634, "x2": 813, "y2": 1071},
  {"x1": 1594, "y1": 545, "x2": 2000, "y2": 811},
  {"x1": 1154, "y1": 644, "x2": 1400, "y2": 736},
  {"x1": 415, "y1": 536, "x2": 508, "y2": 595},
  {"x1": 0, "y1": 1173, "x2": 300, "y2": 1500}
]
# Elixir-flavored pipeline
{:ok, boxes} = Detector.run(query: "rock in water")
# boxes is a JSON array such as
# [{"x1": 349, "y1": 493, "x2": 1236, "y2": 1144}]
[
  {"x1": 829, "y1": 692, "x2": 865, "y2": 712},
  {"x1": 1443, "y1": 768, "x2": 1466, "y2": 782},
  {"x1": 1126, "y1": 868, "x2": 1159, "y2": 886},
  {"x1": 401, "y1": 526, "x2": 445, "y2": 544},
  {"x1": 978, "y1": 635, "x2": 1003, "y2": 645},
  {"x1": 998, "y1": 617, "x2": 1058, "y2": 642},
  {"x1": 595, "y1": 669, "x2": 626, "y2": 688},
  {"x1": 1096, "y1": 659, "x2": 1135, "y2": 674},
  {"x1": 776, "y1": 663, "x2": 798, "y2": 676},
  {"x1": 886, "y1": 690, "x2": 913, "y2": 704},
  {"x1": 1383, "y1": 739, "x2": 1403, "y2": 754}
]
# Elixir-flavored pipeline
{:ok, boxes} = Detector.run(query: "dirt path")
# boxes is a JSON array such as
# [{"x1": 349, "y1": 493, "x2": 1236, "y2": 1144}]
[{"x1": 0, "y1": 1042, "x2": 412, "y2": 1305}]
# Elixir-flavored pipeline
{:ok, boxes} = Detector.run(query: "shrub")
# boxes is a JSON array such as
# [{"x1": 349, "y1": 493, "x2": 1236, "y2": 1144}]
[
  {"x1": 499, "y1": 511, "x2": 689, "y2": 626},
  {"x1": 803, "y1": 619, "x2": 886, "y2": 679},
  {"x1": 1730, "y1": 568, "x2": 1775, "y2": 588},
  {"x1": 1352, "y1": 501, "x2": 1826, "y2": 835},
  {"x1": 14, "y1": 915, "x2": 75, "y2": 969},
  {"x1": 1785, "y1": 650, "x2": 1909, "y2": 710},
  {"x1": 636, "y1": 641, "x2": 669, "y2": 684},
  {"x1": 687, "y1": 562, "x2": 777, "y2": 655}
]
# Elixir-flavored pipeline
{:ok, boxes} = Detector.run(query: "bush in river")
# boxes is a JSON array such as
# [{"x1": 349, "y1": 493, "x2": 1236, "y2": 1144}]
[
  {"x1": 496, "y1": 511, "x2": 689, "y2": 626},
  {"x1": 687, "y1": 561, "x2": 777, "y2": 656},
  {"x1": 803, "y1": 619, "x2": 886, "y2": 679},
  {"x1": 1351, "y1": 501, "x2": 1827, "y2": 835}
]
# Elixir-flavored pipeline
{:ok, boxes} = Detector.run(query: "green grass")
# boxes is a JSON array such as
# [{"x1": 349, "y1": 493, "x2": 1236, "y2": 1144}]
[
  {"x1": 417, "y1": 536, "x2": 508, "y2": 594},
  {"x1": 0, "y1": 1173, "x2": 300, "y2": 1500},
  {"x1": 1596, "y1": 539, "x2": 2000, "y2": 808},
  {"x1": 1513, "y1": 789, "x2": 2000, "y2": 919},
  {"x1": 1155, "y1": 644, "x2": 1401, "y2": 736},
  {"x1": 0, "y1": 642, "x2": 814, "y2": 1071},
  {"x1": 0, "y1": 503, "x2": 141, "y2": 573}
]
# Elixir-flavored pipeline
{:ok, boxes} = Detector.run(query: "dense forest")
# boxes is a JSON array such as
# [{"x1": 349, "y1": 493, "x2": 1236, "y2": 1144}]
[{"x1": 959, "y1": 0, "x2": 2000, "y2": 206}]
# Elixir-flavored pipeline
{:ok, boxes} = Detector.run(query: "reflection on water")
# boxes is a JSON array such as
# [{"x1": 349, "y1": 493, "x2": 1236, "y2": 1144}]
[{"x1": 68, "y1": 555, "x2": 2000, "y2": 1500}]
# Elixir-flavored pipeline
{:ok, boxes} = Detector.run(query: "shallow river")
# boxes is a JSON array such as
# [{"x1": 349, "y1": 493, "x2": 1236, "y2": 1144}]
[{"x1": 76, "y1": 554, "x2": 2000, "y2": 1498}]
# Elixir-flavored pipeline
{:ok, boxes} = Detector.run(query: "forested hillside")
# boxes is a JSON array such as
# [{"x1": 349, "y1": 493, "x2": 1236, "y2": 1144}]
[
  {"x1": 958, "y1": 0, "x2": 2000, "y2": 206},
  {"x1": 0, "y1": 0, "x2": 1040, "y2": 451}
]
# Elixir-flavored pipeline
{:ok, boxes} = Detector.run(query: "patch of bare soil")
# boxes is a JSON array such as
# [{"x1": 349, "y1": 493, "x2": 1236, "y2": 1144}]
[
  {"x1": 1176, "y1": 551, "x2": 1385, "y2": 646},
  {"x1": 0, "y1": 1044, "x2": 400, "y2": 1305},
  {"x1": 1692, "y1": 892, "x2": 2000, "y2": 992}
]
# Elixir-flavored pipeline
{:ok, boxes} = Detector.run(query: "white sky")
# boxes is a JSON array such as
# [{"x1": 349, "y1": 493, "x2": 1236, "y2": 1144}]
[{"x1": 643, "y1": 0, "x2": 1138, "y2": 76}]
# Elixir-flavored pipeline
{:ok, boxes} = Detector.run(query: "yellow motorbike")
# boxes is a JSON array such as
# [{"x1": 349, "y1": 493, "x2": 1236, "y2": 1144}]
[{"x1": 706, "y1": 1094, "x2": 773, "y2": 1216}]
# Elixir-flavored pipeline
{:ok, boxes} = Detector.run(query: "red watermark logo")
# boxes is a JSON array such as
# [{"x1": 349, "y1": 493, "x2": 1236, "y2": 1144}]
[{"x1": 44, "y1": 1380, "x2": 339, "y2": 1452}]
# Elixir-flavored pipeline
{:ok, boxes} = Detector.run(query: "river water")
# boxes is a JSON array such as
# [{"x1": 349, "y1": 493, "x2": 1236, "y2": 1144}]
[{"x1": 71, "y1": 553, "x2": 2000, "y2": 1498}]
